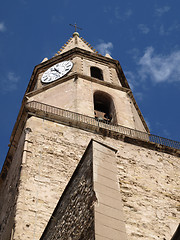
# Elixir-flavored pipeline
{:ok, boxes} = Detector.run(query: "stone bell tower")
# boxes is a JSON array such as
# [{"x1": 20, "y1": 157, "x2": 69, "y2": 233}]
[{"x1": 0, "y1": 32, "x2": 179, "y2": 240}]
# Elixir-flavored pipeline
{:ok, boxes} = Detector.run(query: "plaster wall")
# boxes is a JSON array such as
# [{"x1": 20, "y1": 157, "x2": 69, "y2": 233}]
[
  {"x1": 28, "y1": 77, "x2": 145, "y2": 131},
  {"x1": 5, "y1": 116, "x2": 179, "y2": 240},
  {"x1": 130, "y1": 99, "x2": 147, "y2": 132}
]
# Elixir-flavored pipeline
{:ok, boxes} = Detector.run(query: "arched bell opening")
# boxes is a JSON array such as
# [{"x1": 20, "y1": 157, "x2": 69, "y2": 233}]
[
  {"x1": 93, "y1": 91, "x2": 117, "y2": 124},
  {"x1": 90, "y1": 67, "x2": 103, "y2": 81}
]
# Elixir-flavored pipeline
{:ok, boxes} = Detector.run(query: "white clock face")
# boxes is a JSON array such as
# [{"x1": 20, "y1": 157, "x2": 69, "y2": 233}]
[{"x1": 41, "y1": 60, "x2": 73, "y2": 84}]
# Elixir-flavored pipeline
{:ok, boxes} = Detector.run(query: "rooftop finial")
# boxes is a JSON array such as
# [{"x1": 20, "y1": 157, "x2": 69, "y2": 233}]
[{"x1": 69, "y1": 23, "x2": 82, "y2": 37}]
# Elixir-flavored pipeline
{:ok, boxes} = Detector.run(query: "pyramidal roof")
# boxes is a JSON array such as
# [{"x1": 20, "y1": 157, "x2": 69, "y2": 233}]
[{"x1": 55, "y1": 32, "x2": 98, "y2": 56}]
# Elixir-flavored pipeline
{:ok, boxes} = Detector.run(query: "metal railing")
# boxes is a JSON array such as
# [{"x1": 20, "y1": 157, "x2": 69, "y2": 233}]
[{"x1": 26, "y1": 101, "x2": 180, "y2": 150}]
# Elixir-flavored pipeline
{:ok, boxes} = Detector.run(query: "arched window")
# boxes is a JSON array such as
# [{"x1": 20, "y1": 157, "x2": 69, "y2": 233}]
[
  {"x1": 94, "y1": 91, "x2": 117, "y2": 124},
  {"x1": 90, "y1": 67, "x2": 103, "y2": 80}
]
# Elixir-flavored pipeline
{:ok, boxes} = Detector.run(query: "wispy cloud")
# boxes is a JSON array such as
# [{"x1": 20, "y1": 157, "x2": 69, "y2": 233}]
[
  {"x1": 1, "y1": 72, "x2": 20, "y2": 93},
  {"x1": 125, "y1": 9, "x2": 133, "y2": 18},
  {"x1": 127, "y1": 48, "x2": 140, "y2": 61},
  {"x1": 134, "y1": 92, "x2": 143, "y2": 101},
  {"x1": 19, "y1": 0, "x2": 28, "y2": 4},
  {"x1": 51, "y1": 15, "x2": 64, "y2": 23},
  {"x1": 138, "y1": 24, "x2": 150, "y2": 34},
  {"x1": 163, "y1": 129, "x2": 170, "y2": 138},
  {"x1": 103, "y1": 6, "x2": 111, "y2": 13},
  {"x1": 159, "y1": 22, "x2": 180, "y2": 36},
  {"x1": 125, "y1": 71, "x2": 143, "y2": 101},
  {"x1": 138, "y1": 47, "x2": 180, "y2": 83},
  {"x1": 115, "y1": 7, "x2": 132, "y2": 20},
  {"x1": 124, "y1": 71, "x2": 136, "y2": 90},
  {"x1": 95, "y1": 41, "x2": 113, "y2": 56},
  {"x1": 0, "y1": 22, "x2": 6, "y2": 32},
  {"x1": 155, "y1": 6, "x2": 170, "y2": 17}
]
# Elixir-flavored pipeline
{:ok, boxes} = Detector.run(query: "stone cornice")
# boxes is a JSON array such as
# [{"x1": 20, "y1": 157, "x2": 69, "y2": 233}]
[{"x1": 26, "y1": 72, "x2": 129, "y2": 98}]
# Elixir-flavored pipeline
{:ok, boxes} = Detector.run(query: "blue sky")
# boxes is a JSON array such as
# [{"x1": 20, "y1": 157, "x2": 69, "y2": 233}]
[{"x1": 0, "y1": 0, "x2": 180, "y2": 170}]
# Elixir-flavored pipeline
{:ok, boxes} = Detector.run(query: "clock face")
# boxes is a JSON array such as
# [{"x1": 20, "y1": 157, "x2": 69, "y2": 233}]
[{"x1": 41, "y1": 60, "x2": 73, "y2": 84}]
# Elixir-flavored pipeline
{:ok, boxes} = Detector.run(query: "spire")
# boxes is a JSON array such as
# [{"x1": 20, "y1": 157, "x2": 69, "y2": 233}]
[{"x1": 54, "y1": 33, "x2": 98, "y2": 56}]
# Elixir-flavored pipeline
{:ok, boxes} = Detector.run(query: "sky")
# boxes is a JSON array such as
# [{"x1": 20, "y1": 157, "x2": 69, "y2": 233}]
[{"x1": 0, "y1": 0, "x2": 180, "y2": 170}]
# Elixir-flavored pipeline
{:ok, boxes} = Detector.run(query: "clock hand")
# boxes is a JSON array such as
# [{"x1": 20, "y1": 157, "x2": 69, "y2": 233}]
[{"x1": 54, "y1": 68, "x2": 61, "y2": 74}]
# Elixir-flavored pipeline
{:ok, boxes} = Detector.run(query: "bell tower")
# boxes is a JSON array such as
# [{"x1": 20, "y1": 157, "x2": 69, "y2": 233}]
[
  {"x1": 0, "y1": 32, "x2": 179, "y2": 240},
  {"x1": 25, "y1": 31, "x2": 148, "y2": 132}
]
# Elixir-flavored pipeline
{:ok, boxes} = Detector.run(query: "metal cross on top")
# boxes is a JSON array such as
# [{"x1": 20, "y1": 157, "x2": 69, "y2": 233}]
[{"x1": 69, "y1": 23, "x2": 82, "y2": 32}]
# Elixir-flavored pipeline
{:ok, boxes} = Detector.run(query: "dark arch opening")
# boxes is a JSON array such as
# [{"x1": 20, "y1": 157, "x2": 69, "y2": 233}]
[
  {"x1": 90, "y1": 67, "x2": 103, "y2": 80},
  {"x1": 94, "y1": 91, "x2": 117, "y2": 124}
]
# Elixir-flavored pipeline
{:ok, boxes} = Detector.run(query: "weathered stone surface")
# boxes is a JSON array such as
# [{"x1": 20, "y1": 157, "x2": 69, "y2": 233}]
[
  {"x1": 40, "y1": 140, "x2": 95, "y2": 240},
  {"x1": 1, "y1": 116, "x2": 177, "y2": 239},
  {"x1": 0, "y1": 115, "x2": 179, "y2": 240},
  {"x1": 0, "y1": 130, "x2": 26, "y2": 240},
  {"x1": 93, "y1": 140, "x2": 127, "y2": 240},
  {"x1": 40, "y1": 139, "x2": 127, "y2": 240}
]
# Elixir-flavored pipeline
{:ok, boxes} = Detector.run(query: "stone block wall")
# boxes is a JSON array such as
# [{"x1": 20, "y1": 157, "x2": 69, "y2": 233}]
[
  {"x1": 0, "y1": 130, "x2": 26, "y2": 240},
  {"x1": 41, "y1": 139, "x2": 128, "y2": 240},
  {"x1": 40, "y1": 140, "x2": 95, "y2": 240},
  {"x1": 116, "y1": 144, "x2": 180, "y2": 239},
  {"x1": 0, "y1": 115, "x2": 179, "y2": 240}
]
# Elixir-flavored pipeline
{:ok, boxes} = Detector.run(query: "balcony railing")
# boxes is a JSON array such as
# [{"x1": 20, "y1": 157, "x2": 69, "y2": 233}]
[{"x1": 26, "y1": 101, "x2": 180, "y2": 150}]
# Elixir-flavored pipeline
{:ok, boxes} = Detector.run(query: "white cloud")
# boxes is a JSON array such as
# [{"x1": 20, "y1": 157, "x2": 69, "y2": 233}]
[
  {"x1": 1, "y1": 72, "x2": 20, "y2": 93},
  {"x1": 0, "y1": 22, "x2": 6, "y2": 32},
  {"x1": 95, "y1": 41, "x2": 113, "y2": 56},
  {"x1": 138, "y1": 47, "x2": 180, "y2": 83},
  {"x1": 155, "y1": 6, "x2": 170, "y2": 16},
  {"x1": 138, "y1": 24, "x2": 150, "y2": 34}
]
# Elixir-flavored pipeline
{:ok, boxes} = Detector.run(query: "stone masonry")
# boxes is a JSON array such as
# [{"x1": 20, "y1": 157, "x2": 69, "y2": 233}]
[
  {"x1": 40, "y1": 139, "x2": 127, "y2": 240},
  {"x1": 0, "y1": 115, "x2": 178, "y2": 240},
  {"x1": 40, "y1": 140, "x2": 95, "y2": 240}
]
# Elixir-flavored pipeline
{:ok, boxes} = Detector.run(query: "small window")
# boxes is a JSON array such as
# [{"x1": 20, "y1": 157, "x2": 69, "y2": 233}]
[{"x1": 90, "y1": 67, "x2": 103, "y2": 80}]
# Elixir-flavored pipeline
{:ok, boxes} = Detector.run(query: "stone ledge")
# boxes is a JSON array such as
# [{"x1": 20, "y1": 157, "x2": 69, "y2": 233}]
[{"x1": 1, "y1": 109, "x2": 179, "y2": 185}]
